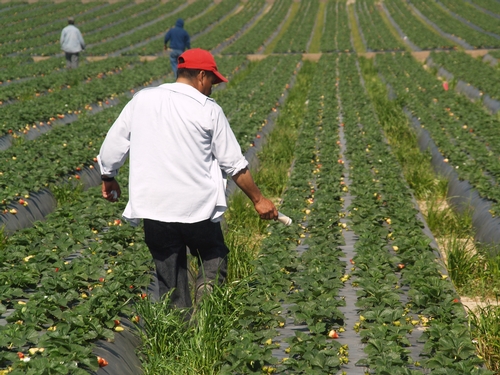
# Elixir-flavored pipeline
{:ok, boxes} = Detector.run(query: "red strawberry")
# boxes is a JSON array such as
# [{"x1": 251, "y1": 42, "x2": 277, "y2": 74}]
[
  {"x1": 97, "y1": 356, "x2": 108, "y2": 367},
  {"x1": 328, "y1": 330, "x2": 339, "y2": 339}
]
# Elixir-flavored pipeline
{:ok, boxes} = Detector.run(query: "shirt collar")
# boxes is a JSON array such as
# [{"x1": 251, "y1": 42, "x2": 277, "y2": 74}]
[{"x1": 161, "y1": 82, "x2": 211, "y2": 106}]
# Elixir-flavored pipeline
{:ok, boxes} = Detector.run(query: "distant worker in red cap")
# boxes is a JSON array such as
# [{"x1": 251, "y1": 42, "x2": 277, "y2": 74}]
[
  {"x1": 97, "y1": 48, "x2": 278, "y2": 315},
  {"x1": 164, "y1": 18, "x2": 190, "y2": 77},
  {"x1": 60, "y1": 17, "x2": 85, "y2": 69}
]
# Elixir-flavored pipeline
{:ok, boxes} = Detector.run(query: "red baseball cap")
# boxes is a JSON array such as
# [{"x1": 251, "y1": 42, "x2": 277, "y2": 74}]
[{"x1": 177, "y1": 48, "x2": 228, "y2": 84}]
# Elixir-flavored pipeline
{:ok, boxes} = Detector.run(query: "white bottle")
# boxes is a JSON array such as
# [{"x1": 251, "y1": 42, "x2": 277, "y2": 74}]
[{"x1": 277, "y1": 212, "x2": 292, "y2": 226}]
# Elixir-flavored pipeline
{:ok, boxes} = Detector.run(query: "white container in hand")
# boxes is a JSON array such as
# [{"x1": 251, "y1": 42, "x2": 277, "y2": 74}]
[{"x1": 277, "y1": 212, "x2": 292, "y2": 225}]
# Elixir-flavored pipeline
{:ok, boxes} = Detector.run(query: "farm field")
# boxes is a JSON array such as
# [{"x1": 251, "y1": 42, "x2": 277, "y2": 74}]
[{"x1": 0, "y1": 0, "x2": 500, "y2": 374}]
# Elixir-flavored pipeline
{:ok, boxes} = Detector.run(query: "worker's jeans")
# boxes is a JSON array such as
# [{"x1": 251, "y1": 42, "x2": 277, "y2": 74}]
[
  {"x1": 169, "y1": 49, "x2": 183, "y2": 77},
  {"x1": 143, "y1": 218, "x2": 228, "y2": 308},
  {"x1": 65, "y1": 52, "x2": 79, "y2": 69}
]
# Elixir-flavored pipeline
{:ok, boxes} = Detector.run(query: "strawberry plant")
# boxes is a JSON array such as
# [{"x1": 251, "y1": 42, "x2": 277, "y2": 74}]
[
  {"x1": 193, "y1": 0, "x2": 266, "y2": 52},
  {"x1": 410, "y1": 0, "x2": 499, "y2": 48},
  {"x1": 320, "y1": 0, "x2": 353, "y2": 52},
  {"x1": 376, "y1": 52, "x2": 500, "y2": 218},
  {"x1": 222, "y1": 0, "x2": 292, "y2": 55},
  {"x1": 0, "y1": 166, "x2": 154, "y2": 373},
  {"x1": 355, "y1": 0, "x2": 405, "y2": 51},
  {"x1": 0, "y1": 56, "x2": 170, "y2": 135},
  {"x1": 429, "y1": 51, "x2": 500, "y2": 100},
  {"x1": 272, "y1": 0, "x2": 319, "y2": 53},
  {"x1": 337, "y1": 52, "x2": 490, "y2": 373},
  {"x1": 439, "y1": 0, "x2": 500, "y2": 35},
  {"x1": 384, "y1": 0, "x2": 456, "y2": 50},
  {"x1": 88, "y1": 0, "x2": 199, "y2": 57}
]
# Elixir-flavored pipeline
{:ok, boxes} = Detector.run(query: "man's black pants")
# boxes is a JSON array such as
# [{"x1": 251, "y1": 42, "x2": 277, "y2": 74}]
[{"x1": 143, "y1": 218, "x2": 228, "y2": 308}]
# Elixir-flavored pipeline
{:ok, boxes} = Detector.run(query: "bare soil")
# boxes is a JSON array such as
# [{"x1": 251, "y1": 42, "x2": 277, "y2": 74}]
[
  {"x1": 302, "y1": 53, "x2": 322, "y2": 62},
  {"x1": 247, "y1": 54, "x2": 268, "y2": 61},
  {"x1": 465, "y1": 49, "x2": 490, "y2": 58},
  {"x1": 412, "y1": 51, "x2": 430, "y2": 63},
  {"x1": 461, "y1": 297, "x2": 500, "y2": 313},
  {"x1": 32, "y1": 56, "x2": 51, "y2": 63},
  {"x1": 358, "y1": 52, "x2": 377, "y2": 59},
  {"x1": 86, "y1": 56, "x2": 108, "y2": 62},
  {"x1": 139, "y1": 56, "x2": 158, "y2": 62}
]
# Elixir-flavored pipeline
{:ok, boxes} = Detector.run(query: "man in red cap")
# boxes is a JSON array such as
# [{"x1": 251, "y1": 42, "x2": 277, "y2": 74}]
[{"x1": 97, "y1": 48, "x2": 277, "y2": 313}]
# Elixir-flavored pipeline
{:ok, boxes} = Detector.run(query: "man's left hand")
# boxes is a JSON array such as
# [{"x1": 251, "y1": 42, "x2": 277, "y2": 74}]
[{"x1": 102, "y1": 180, "x2": 121, "y2": 202}]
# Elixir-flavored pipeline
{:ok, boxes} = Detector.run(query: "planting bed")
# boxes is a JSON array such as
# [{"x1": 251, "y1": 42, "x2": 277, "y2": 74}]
[
  {"x1": 218, "y1": 53, "x2": 491, "y2": 374},
  {"x1": 426, "y1": 51, "x2": 500, "y2": 110},
  {"x1": 383, "y1": 0, "x2": 456, "y2": 50},
  {"x1": 376, "y1": 52, "x2": 500, "y2": 246},
  {"x1": 355, "y1": 1, "x2": 405, "y2": 52},
  {"x1": 0, "y1": 0, "x2": 499, "y2": 374}
]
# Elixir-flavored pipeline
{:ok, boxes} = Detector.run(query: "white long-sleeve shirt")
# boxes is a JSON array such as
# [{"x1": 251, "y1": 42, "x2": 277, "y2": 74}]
[
  {"x1": 60, "y1": 25, "x2": 85, "y2": 53},
  {"x1": 97, "y1": 82, "x2": 248, "y2": 224}
]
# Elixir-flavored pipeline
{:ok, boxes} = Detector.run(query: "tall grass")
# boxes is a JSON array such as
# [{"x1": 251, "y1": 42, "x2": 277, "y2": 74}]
[
  {"x1": 468, "y1": 304, "x2": 500, "y2": 374},
  {"x1": 136, "y1": 284, "x2": 245, "y2": 375},
  {"x1": 424, "y1": 196, "x2": 473, "y2": 238}
]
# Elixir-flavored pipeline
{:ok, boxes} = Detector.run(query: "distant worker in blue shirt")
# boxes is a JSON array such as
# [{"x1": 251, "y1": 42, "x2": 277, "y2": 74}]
[{"x1": 164, "y1": 19, "x2": 191, "y2": 77}]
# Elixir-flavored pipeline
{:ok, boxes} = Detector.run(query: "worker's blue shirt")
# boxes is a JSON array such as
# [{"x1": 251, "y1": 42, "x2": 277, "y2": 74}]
[{"x1": 164, "y1": 19, "x2": 190, "y2": 51}]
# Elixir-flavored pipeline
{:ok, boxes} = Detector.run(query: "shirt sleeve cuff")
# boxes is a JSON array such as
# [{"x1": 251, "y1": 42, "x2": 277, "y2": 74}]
[
  {"x1": 227, "y1": 158, "x2": 249, "y2": 177},
  {"x1": 96, "y1": 155, "x2": 118, "y2": 178}
]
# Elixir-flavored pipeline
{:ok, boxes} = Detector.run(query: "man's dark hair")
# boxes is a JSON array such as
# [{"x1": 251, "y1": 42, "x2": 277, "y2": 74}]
[
  {"x1": 177, "y1": 68, "x2": 216, "y2": 81},
  {"x1": 68, "y1": 17, "x2": 75, "y2": 25}
]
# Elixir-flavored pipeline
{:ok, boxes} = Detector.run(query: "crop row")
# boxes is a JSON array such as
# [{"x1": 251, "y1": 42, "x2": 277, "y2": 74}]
[
  {"x1": 0, "y1": 55, "x2": 247, "y2": 208},
  {"x1": 220, "y1": 51, "x2": 489, "y2": 374},
  {"x1": 192, "y1": 0, "x2": 266, "y2": 52},
  {"x1": 0, "y1": 56, "x2": 139, "y2": 104},
  {"x1": 0, "y1": 161, "x2": 153, "y2": 374},
  {"x1": 1, "y1": 58, "x2": 68, "y2": 83},
  {"x1": 0, "y1": 2, "x2": 100, "y2": 43},
  {"x1": 376, "y1": 52, "x2": 500, "y2": 217},
  {"x1": 71, "y1": 2, "x2": 154, "y2": 42},
  {"x1": 0, "y1": 2, "x2": 86, "y2": 36},
  {"x1": 384, "y1": 0, "x2": 455, "y2": 50},
  {"x1": 1, "y1": 0, "x2": 326, "y2": 59},
  {"x1": 69, "y1": 0, "x2": 189, "y2": 57},
  {"x1": 355, "y1": 1, "x2": 405, "y2": 52},
  {"x1": 471, "y1": 0, "x2": 500, "y2": 14},
  {"x1": 222, "y1": 55, "x2": 348, "y2": 374},
  {"x1": 222, "y1": 0, "x2": 292, "y2": 55},
  {"x1": 0, "y1": 56, "x2": 170, "y2": 135},
  {"x1": 0, "y1": 57, "x2": 34, "y2": 72},
  {"x1": 19, "y1": 0, "x2": 182, "y2": 57},
  {"x1": 338, "y1": 53, "x2": 487, "y2": 374},
  {"x1": 1, "y1": 1, "x2": 163, "y2": 57},
  {"x1": 214, "y1": 55, "x2": 300, "y2": 146},
  {"x1": 336, "y1": 1, "x2": 354, "y2": 52},
  {"x1": 320, "y1": 0, "x2": 353, "y2": 52},
  {"x1": 0, "y1": 54, "x2": 288, "y2": 373},
  {"x1": 439, "y1": 0, "x2": 500, "y2": 36},
  {"x1": 273, "y1": 0, "x2": 319, "y2": 53},
  {"x1": 428, "y1": 51, "x2": 500, "y2": 100},
  {"x1": 134, "y1": 0, "x2": 238, "y2": 55},
  {"x1": 410, "y1": 0, "x2": 500, "y2": 48}
]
